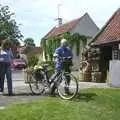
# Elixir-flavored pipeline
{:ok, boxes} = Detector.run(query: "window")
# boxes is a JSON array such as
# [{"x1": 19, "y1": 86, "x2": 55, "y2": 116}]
[{"x1": 112, "y1": 44, "x2": 120, "y2": 60}]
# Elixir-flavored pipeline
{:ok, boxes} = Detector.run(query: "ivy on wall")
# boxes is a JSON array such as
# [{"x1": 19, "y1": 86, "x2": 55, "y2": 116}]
[{"x1": 41, "y1": 32, "x2": 87, "y2": 61}]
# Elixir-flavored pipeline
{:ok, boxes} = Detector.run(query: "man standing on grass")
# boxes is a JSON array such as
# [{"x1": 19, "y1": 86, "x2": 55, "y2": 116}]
[{"x1": 50, "y1": 38, "x2": 73, "y2": 95}]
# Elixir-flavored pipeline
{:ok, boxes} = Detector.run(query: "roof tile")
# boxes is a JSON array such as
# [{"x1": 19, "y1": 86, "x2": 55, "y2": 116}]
[
  {"x1": 92, "y1": 8, "x2": 120, "y2": 45},
  {"x1": 44, "y1": 16, "x2": 84, "y2": 39}
]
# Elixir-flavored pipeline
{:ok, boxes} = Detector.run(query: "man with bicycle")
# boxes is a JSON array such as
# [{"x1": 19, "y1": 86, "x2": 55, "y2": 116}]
[
  {"x1": 50, "y1": 38, "x2": 73, "y2": 95},
  {"x1": 29, "y1": 38, "x2": 78, "y2": 99}
]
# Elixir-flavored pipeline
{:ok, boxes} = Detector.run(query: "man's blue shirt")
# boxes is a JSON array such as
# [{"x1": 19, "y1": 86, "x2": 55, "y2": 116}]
[
  {"x1": 0, "y1": 48, "x2": 13, "y2": 63},
  {"x1": 54, "y1": 46, "x2": 73, "y2": 70}
]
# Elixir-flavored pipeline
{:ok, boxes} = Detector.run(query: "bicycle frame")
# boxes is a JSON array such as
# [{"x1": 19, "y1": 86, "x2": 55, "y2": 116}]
[{"x1": 43, "y1": 66, "x2": 67, "y2": 88}]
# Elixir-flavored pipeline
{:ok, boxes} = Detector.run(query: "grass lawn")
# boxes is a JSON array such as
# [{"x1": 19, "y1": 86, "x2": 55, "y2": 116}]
[{"x1": 0, "y1": 88, "x2": 120, "y2": 120}]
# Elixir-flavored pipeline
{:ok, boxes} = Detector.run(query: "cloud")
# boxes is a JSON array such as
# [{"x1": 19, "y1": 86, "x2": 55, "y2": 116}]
[{"x1": 1, "y1": 0, "x2": 120, "y2": 46}]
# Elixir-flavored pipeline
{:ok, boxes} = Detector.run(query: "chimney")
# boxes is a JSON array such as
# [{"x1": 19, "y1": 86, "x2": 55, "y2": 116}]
[
  {"x1": 58, "y1": 18, "x2": 62, "y2": 26},
  {"x1": 55, "y1": 4, "x2": 63, "y2": 27},
  {"x1": 55, "y1": 18, "x2": 62, "y2": 27}
]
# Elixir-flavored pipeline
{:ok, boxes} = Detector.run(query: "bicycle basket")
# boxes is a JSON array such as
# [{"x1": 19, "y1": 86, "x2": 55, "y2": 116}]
[{"x1": 33, "y1": 69, "x2": 44, "y2": 80}]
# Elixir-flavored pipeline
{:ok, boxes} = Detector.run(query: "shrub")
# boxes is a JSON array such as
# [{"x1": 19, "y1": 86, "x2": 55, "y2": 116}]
[{"x1": 27, "y1": 54, "x2": 39, "y2": 67}]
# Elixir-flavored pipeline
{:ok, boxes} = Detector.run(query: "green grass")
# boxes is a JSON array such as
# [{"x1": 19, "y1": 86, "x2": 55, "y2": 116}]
[{"x1": 0, "y1": 88, "x2": 120, "y2": 120}]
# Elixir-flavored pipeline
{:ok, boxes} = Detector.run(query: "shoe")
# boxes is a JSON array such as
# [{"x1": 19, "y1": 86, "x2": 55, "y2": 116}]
[{"x1": 8, "y1": 93, "x2": 14, "y2": 96}]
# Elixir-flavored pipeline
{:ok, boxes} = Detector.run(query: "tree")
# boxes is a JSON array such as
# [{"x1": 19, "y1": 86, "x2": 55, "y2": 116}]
[
  {"x1": 0, "y1": 5, "x2": 23, "y2": 46},
  {"x1": 24, "y1": 37, "x2": 35, "y2": 46}
]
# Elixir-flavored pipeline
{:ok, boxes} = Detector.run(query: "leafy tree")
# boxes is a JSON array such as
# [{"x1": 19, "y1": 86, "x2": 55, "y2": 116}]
[
  {"x1": 24, "y1": 37, "x2": 35, "y2": 46},
  {"x1": 0, "y1": 5, "x2": 23, "y2": 46}
]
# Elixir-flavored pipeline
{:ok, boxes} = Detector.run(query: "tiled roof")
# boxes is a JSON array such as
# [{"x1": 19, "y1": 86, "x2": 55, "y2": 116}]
[
  {"x1": 19, "y1": 45, "x2": 42, "y2": 54},
  {"x1": 44, "y1": 13, "x2": 88, "y2": 39},
  {"x1": 91, "y1": 8, "x2": 120, "y2": 45}
]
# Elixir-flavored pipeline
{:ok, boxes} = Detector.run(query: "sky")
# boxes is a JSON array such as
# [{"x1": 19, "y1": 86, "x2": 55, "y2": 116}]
[{"x1": 0, "y1": 0, "x2": 120, "y2": 46}]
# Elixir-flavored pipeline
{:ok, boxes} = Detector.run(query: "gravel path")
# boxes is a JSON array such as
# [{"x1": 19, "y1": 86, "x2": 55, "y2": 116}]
[{"x1": 0, "y1": 81, "x2": 110, "y2": 109}]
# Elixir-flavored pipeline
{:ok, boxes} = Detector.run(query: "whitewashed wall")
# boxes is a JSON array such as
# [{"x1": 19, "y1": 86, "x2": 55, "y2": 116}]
[
  {"x1": 70, "y1": 13, "x2": 99, "y2": 69},
  {"x1": 72, "y1": 45, "x2": 82, "y2": 70},
  {"x1": 70, "y1": 13, "x2": 99, "y2": 38}
]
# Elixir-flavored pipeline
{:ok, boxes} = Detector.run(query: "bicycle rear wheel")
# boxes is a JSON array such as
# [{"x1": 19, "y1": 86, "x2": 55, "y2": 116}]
[
  {"x1": 29, "y1": 75, "x2": 45, "y2": 95},
  {"x1": 58, "y1": 73, "x2": 78, "y2": 100}
]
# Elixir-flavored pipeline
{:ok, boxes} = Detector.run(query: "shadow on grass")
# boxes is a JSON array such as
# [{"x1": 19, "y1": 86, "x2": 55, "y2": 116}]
[
  {"x1": 3, "y1": 92, "x2": 55, "y2": 97},
  {"x1": 72, "y1": 93, "x2": 97, "y2": 102},
  {"x1": 3, "y1": 93, "x2": 41, "y2": 96},
  {"x1": 3, "y1": 92, "x2": 97, "y2": 102}
]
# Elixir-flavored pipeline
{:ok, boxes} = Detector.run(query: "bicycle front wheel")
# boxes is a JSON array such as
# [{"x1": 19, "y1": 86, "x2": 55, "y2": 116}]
[
  {"x1": 29, "y1": 75, "x2": 45, "y2": 95},
  {"x1": 58, "y1": 73, "x2": 78, "y2": 100}
]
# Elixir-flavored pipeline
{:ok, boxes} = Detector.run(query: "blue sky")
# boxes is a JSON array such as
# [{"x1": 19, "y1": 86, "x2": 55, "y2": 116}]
[{"x1": 1, "y1": 0, "x2": 120, "y2": 46}]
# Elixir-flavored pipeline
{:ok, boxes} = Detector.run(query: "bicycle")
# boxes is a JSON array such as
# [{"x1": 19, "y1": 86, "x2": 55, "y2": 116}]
[{"x1": 28, "y1": 57, "x2": 78, "y2": 100}]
